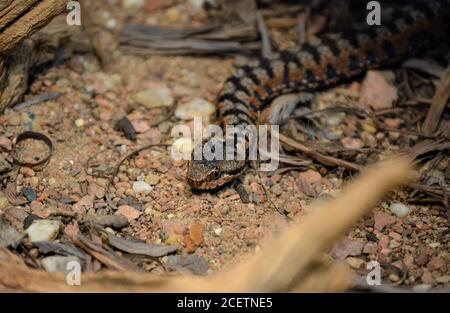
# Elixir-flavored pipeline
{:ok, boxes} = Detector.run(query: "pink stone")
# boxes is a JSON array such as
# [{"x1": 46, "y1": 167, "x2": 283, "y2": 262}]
[
  {"x1": 298, "y1": 170, "x2": 322, "y2": 184},
  {"x1": 116, "y1": 205, "x2": 141, "y2": 222},
  {"x1": 374, "y1": 211, "x2": 396, "y2": 231},
  {"x1": 331, "y1": 239, "x2": 364, "y2": 260}
]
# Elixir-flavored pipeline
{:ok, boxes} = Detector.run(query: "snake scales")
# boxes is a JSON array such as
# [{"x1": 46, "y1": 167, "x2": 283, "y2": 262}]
[{"x1": 187, "y1": 0, "x2": 450, "y2": 190}]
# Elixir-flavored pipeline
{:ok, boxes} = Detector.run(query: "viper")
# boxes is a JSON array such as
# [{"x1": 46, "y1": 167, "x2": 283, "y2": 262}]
[{"x1": 187, "y1": 0, "x2": 450, "y2": 190}]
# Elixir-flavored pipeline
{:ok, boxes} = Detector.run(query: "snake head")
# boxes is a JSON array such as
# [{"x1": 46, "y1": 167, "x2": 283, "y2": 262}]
[{"x1": 187, "y1": 158, "x2": 246, "y2": 190}]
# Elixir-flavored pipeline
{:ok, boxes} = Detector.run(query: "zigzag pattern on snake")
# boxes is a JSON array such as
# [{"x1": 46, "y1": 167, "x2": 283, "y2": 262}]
[{"x1": 187, "y1": 0, "x2": 450, "y2": 190}]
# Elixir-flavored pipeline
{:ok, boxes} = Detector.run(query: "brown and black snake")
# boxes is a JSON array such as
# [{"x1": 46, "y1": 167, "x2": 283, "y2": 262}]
[{"x1": 187, "y1": 0, "x2": 450, "y2": 190}]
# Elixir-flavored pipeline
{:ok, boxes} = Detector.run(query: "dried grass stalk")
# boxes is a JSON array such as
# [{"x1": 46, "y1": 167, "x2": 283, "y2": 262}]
[{"x1": 0, "y1": 159, "x2": 411, "y2": 292}]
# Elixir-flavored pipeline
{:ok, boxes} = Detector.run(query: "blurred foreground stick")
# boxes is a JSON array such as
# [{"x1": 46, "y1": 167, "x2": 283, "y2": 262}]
[{"x1": 0, "y1": 158, "x2": 412, "y2": 292}]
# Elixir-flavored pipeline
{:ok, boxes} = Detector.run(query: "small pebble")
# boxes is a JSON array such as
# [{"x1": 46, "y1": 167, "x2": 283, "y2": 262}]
[
  {"x1": 299, "y1": 170, "x2": 322, "y2": 184},
  {"x1": 0, "y1": 137, "x2": 12, "y2": 151},
  {"x1": 26, "y1": 220, "x2": 60, "y2": 242},
  {"x1": 122, "y1": 0, "x2": 144, "y2": 9},
  {"x1": 270, "y1": 183, "x2": 282, "y2": 196},
  {"x1": 166, "y1": 7, "x2": 182, "y2": 22},
  {"x1": 324, "y1": 130, "x2": 343, "y2": 141},
  {"x1": 75, "y1": 118, "x2": 85, "y2": 127},
  {"x1": 48, "y1": 177, "x2": 57, "y2": 186},
  {"x1": 389, "y1": 273, "x2": 400, "y2": 282},
  {"x1": 134, "y1": 87, "x2": 174, "y2": 109},
  {"x1": 341, "y1": 137, "x2": 364, "y2": 150},
  {"x1": 29, "y1": 248, "x2": 39, "y2": 258},
  {"x1": 96, "y1": 178, "x2": 109, "y2": 188},
  {"x1": 188, "y1": 0, "x2": 206, "y2": 9},
  {"x1": 325, "y1": 113, "x2": 346, "y2": 127},
  {"x1": 116, "y1": 205, "x2": 141, "y2": 222},
  {"x1": 384, "y1": 118, "x2": 402, "y2": 129},
  {"x1": 214, "y1": 227, "x2": 222, "y2": 236},
  {"x1": 114, "y1": 117, "x2": 136, "y2": 141},
  {"x1": 22, "y1": 187, "x2": 37, "y2": 202},
  {"x1": 105, "y1": 18, "x2": 117, "y2": 30},
  {"x1": 29, "y1": 177, "x2": 40, "y2": 188},
  {"x1": 8, "y1": 115, "x2": 21, "y2": 126},
  {"x1": 20, "y1": 167, "x2": 35, "y2": 177},
  {"x1": 389, "y1": 202, "x2": 411, "y2": 217},
  {"x1": 175, "y1": 98, "x2": 215, "y2": 120},
  {"x1": 361, "y1": 122, "x2": 377, "y2": 134},
  {"x1": 95, "y1": 188, "x2": 105, "y2": 199},
  {"x1": 105, "y1": 227, "x2": 115, "y2": 235},
  {"x1": 172, "y1": 138, "x2": 193, "y2": 156},
  {"x1": 0, "y1": 155, "x2": 12, "y2": 173},
  {"x1": 252, "y1": 193, "x2": 260, "y2": 204},
  {"x1": 346, "y1": 257, "x2": 365, "y2": 269},
  {"x1": 132, "y1": 181, "x2": 153, "y2": 194},
  {"x1": 144, "y1": 206, "x2": 162, "y2": 218},
  {"x1": 0, "y1": 196, "x2": 9, "y2": 211},
  {"x1": 181, "y1": 70, "x2": 200, "y2": 88},
  {"x1": 41, "y1": 256, "x2": 80, "y2": 273},
  {"x1": 144, "y1": 174, "x2": 160, "y2": 186},
  {"x1": 389, "y1": 239, "x2": 401, "y2": 249}
]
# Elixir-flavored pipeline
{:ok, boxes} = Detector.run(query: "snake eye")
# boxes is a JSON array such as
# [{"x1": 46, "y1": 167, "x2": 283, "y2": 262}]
[{"x1": 209, "y1": 169, "x2": 222, "y2": 180}]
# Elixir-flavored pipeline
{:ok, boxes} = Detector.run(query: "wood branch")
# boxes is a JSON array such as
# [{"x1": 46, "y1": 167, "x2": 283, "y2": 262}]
[
  {"x1": 0, "y1": 0, "x2": 14, "y2": 12},
  {"x1": 0, "y1": 58, "x2": 5, "y2": 85},
  {"x1": 422, "y1": 67, "x2": 450, "y2": 134},
  {"x1": 0, "y1": 159, "x2": 412, "y2": 292},
  {"x1": 0, "y1": 0, "x2": 39, "y2": 31},
  {"x1": 403, "y1": 139, "x2": 450, "y2": 161},
  {"x1": 273, "y1": 128, "x2": 365, "y2": 171},
  {"x1": 80, "y1": 0, "x2": 118, "y2": 72},
  {"x1": 0, "y1": 41, "x2": 34, "y2": 111},
  {"x1": 0, "y1": 3, "x2": 74, "y2": 111},
  {"x1": 0, "y1": 0, "x2": 67, "y2": 56}
]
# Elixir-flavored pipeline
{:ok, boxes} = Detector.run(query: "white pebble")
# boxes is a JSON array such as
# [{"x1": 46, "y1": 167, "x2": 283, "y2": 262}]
[
  {"x1": 132, "y1": 181, "x2": 153, "y2": 194},
  {"x1": 41, "y1": 256, "x2": 80, "y2": 273},
  {"x1": 214, "y1": 227, "x2": 222, "y2": 236},
  {"x1": 188, "y1": 0, "x2": 206, "y2": 9},
  {"x1": 171, "y1": 137, "x2": 193, "y2": 159},
  {"x1": 134, "y1": 87, "x2": 174, "y2": 109},
  {"x1": 75, "y1": 118, "x2": 84, "y2": 127},
  {"x1": 122, "y1": 0, "x2": 144, "y2": 9},
  {"x1": 105, "y1": 18, "x2": 117, "y2": 30},
  {"x1": 389, "y1": 202, "x2": 411, "y2": 217},
  {"x1": 26, "y1": 220, "x2": 60, "y2": 242},
  {"x1": 175, "y1": 98, "x2": 215, "y2": 120}
]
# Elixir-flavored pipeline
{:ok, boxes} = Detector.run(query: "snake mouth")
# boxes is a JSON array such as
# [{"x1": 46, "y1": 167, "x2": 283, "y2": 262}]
[
  {"x1": 187, "y1": 161, "x2": 247, "y2": 191},
  {"x1": 187, "y1": 173, "x2": 236, "y2": 190}
]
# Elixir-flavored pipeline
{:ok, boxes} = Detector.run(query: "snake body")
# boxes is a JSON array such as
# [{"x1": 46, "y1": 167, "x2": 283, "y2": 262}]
[{"x1": 187, "y1": 0, "x2": 450, "y2": 190}]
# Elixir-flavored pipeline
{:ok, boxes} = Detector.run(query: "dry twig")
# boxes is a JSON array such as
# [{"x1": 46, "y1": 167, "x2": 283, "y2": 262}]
[{"x1": 422, "y1": 67, "x2": 450, "y2": 134}]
